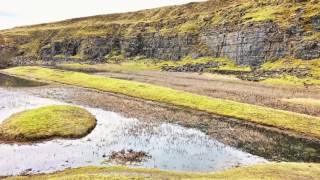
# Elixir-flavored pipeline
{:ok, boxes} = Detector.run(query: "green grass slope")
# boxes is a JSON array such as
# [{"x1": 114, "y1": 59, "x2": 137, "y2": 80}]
[{"x1": 5, "y1": 163, "x2": 320, "y2": 180}]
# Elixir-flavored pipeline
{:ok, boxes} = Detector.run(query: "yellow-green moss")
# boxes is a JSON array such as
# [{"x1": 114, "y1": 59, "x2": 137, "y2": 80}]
[
  {"x1": 243, "y1": 6, "x2": 280, "y2": 22},
  {"x1": 260, "y1": 58, "x2": 320, "y2": 86},
  {"x1": 5, "y1": 163, "x2": 320, "y2": 180},
  {"x1": 57, "y1": 57, "x2": 251, "y2": 73},
  {"x1": 242, "y1": 3, "x2": 307, "y2": 27},
  {"x1": 19, "y1": 40, "x2": 42, "y2": 56},
  {"x1": 2, "y1": 66, "x2": 320, "y2": 138},
  {"x1": 262, "y1": 75, "x2": 320, "y2": 87},
  {"x1": 0, "y1": 105, "x2": 96, "y2": 142},
  {"x1": 178, "y1": 22, "x2": 200, "y2": 34},
  {"x1": 304, "y1": 32, "x2": 320, "y2": 41},
  {"x1": 262, "y1": 58, "x2": 320, "y2": 78},
  {"x1": 53, "y1": 54, "x2": 66, "y2": 58}
]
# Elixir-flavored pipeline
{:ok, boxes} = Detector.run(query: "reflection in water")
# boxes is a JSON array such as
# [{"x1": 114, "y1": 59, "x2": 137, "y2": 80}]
[
  {"x1": 0, "y1": 73, "x2": 47, "y2": 87},
  {"x1": 0, "y1": 89, "x2": 267, "y2": 176}
]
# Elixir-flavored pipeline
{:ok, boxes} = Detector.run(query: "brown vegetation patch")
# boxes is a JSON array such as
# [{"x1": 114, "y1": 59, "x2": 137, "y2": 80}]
[{"x1": 104, "y1": 149, "x2": 151, "y2": 165}]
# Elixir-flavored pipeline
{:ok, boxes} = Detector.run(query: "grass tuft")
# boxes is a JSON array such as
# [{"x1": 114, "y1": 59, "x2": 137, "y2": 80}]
[{"x1": 0, "y1": 105, "x2": 96, "y2": 142}]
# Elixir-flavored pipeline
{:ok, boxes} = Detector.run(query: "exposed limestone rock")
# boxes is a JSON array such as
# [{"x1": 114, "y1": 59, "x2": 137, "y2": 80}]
[
  {"x1": 294, "y1": 41, "x2": 320, "y2": 60},
  {"x1": 0, "y1": 45, "x2": 19, "y2": 68},
  {"x1": 312, "y1": 15, "x2": 320, "y2": 31},
  {"x1": 35, "y1": 22, "x2": 319, "y2": 67},
  {"x1": 138, "y1": 33, "x2": 200, "y2": 60},
  {"x1": 40, "y1": 40, "x2": 81, "y2": 58},
  {"x1": 201, "y1": 22, "x2": 287, "y2": 66}
]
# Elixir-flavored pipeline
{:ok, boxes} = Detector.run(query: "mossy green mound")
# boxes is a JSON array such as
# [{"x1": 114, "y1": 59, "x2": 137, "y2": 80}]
[
  {"x1": 0, "y1": 105, "x2": 96, "y2": 142},
  {"x1": 5, "y1": 163, "x2": 320, "y2": 180}
]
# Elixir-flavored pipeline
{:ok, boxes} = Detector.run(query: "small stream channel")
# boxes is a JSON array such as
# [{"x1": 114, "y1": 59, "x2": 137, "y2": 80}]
[{"x1": 0, "y1": 74, "x2": 268, "y2": 176}]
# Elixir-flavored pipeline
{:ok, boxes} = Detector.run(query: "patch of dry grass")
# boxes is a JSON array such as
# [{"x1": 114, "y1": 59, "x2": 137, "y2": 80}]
[{"x1": 282, "y1": 98, "x2": 320, "y2": 109}]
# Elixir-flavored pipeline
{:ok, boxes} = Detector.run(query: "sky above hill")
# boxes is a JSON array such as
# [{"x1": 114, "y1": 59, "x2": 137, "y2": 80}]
[{"x1": 0, "y1": 0, "x2": 204, "y2": 30}]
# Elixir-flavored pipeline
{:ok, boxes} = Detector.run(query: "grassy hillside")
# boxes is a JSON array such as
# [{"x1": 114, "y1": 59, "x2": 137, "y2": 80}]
[
  {"x1": 2, "y1": 0, "x2": 319, "y2": 36},
  {"x1": 1, "y1": 0, "x2": 319, "y2": 51}
]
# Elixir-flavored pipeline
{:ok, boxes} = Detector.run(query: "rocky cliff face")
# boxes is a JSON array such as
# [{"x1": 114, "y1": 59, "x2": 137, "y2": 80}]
[
  {"x1": 37, "y1": 21, "x2": 319, "y2": 66},
  {"x1": 202, "y1": 22, "x2": 287, "y2": 66},
  {"x1": 0, "y1": 45, "x2": 19, "y2": 68},
  {"x1": 39, "y1": 33, "x2": 200, "y2": 62},
  {"x1": 1, "y1": 0, "x2": 320, "y2": 67}
]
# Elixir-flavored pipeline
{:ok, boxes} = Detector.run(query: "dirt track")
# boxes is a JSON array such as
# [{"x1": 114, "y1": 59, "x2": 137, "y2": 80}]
[{"x1": 95, "y1": 71, "x2": 320, "y2": 116}]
